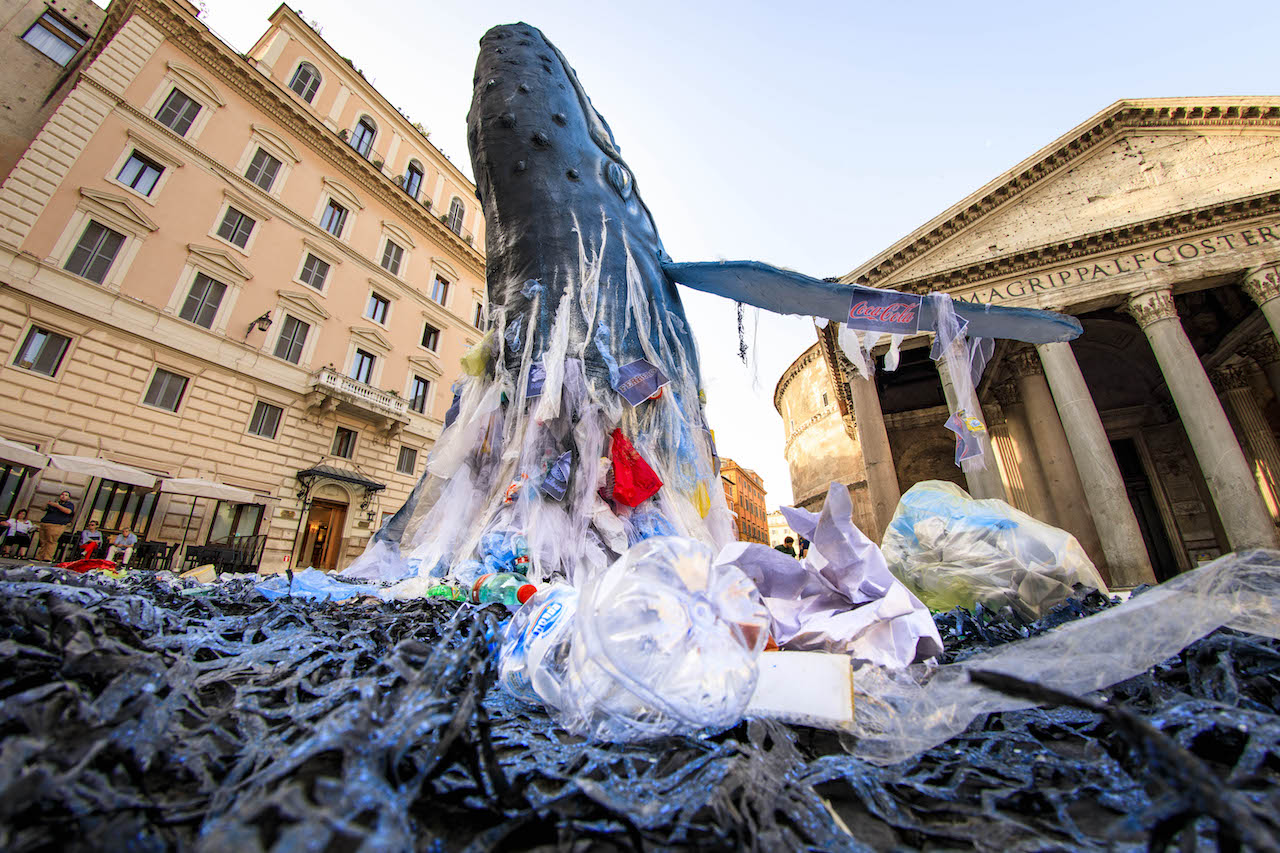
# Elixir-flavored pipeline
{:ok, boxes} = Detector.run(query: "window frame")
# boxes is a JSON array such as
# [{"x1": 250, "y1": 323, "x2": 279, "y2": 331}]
[
  {"x1": 297, "y1": 251, "x2": 332, "y2": 292},
  {"x1": 214, "y1": 205, "x2": 256, "y2": 251},
  {"x1": 272, "y1": 314, "x2": 311, "y2": 365},
  {"x1": 446, "y1": 197, "x2": 465, "y2": 234},
  {"x1": 143, "y1": 62, "x2": 223, "y2": 143},
  {"x1": 177, "y1": 271, "x2": 228, "y2": 330},
  {"x1": 331, "y1": 426, "x2": 358, "y2": 459},
  {"x1": 380, "y1": 239, "x2": 404, "y2": 276},
  {"x1": 21, "y1": 10, "x2": 87, "y2": 66},
  {"x1": 349, "y1": 348, "x2": 376, "y2": 385},
  {"x1": 63, "y1": 219, "x2": 126, "y2": 285},
  {"x1": 421, "y1": 323, "x2": 440, "y2": 352},
  {"x1": 365, "y1": 291, "x2": 391, "y2": 326},
  {"x1": 11, "y1": 324, "x2": 73, "y2": 378},
  {"x1": 114, "y1": 150, "x2": 165, "y2": 198},
  {"x1": 429, "y1": 274, "x2": 450, "y2": 307},
  {"x1": 247, "y1": 400, "x2": 284, "y2": 440},
  {"x1": 244, "y1": 147, "x2": 282, "y2": 192},
  {"x1": 288, "y1": 61, "x2": 322, "y2": 103},
  {"x1": 396, "y1": 445, "x2": 418, "y2": 476},
  {"x1": 154, "y1": 88, "x2": 203, "y2": 137},
  {"x1": 349, "y1": 116, "x2": 377, "y2": 158},
  {"x1": 402, "y1": 161, "x2": 424, "y2": 199},
  {"x1": 141, "y1": 366, "x2": 190, "y2": 414},
  {"x1": 408, "y1": 374, "x2": 430, "y2": 415},
  {"x1": 319, "y1": 199, "x2": 348, "y2": 238}
]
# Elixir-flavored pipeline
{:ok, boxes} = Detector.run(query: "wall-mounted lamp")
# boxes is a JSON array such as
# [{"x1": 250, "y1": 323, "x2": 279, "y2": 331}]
[{"x1": 249, "y1": 312, "x2": 273, "y2": 333}]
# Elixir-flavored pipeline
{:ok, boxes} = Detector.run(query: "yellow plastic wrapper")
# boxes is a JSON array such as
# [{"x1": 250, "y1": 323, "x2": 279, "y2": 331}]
[
  {"x1": 460, "y1": 330, "x2": 495, "y2": 376},
  {"x1": 692, "y1": 480, "x2": 710, "y2": 519}
]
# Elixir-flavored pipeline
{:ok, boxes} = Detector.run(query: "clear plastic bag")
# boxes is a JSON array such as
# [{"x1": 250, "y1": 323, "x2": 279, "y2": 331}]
[
  {"x1": 498, "y1": 537, "x2": 770, "y2": 741},
  {"x1": 882, "y1": 480, "x2": 1107, "y2": 618}
]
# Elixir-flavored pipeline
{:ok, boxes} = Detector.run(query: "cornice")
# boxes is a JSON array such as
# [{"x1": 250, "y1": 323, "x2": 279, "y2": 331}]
[
  {"x1": 121, "y1": 0, "x2": 484, "y2": 278},
  {"x1": 848, "y1": 99, "x2": 1280, "y2": 288},
  {"x1": 782, "y1": 405, "x2": 838, "y2": 457}
]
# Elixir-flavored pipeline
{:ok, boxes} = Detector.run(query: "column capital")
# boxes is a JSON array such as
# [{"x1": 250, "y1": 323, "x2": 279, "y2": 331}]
[
  {"x1": 1006, "y1": 345, "x2": 1044, "y2": 378},
  {"x1": 1210, "y1": 364, "x2": 1252, "y2": 393},
  {"x1": 1242, "y1": 264, "x2": 1280, "y2": 308},
  {"x1": 1243, "y1": 334, "x2": 1280, "y2": 367},
  {"x1": 991, "y1": 379, "x2": 1020, "y2": 408},
  {"x1": 1125, "y1": 287, "x2": 1179, "y2": 330}
]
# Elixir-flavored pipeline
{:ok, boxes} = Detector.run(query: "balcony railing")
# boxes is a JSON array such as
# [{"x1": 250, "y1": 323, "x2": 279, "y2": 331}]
[{"x1": 310, "y1": 367, "x2": 408, "y2": 423}]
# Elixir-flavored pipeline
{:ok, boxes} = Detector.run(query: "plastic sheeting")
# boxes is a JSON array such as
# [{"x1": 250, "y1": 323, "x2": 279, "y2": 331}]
[{"x1": 882, "y1": 480, "x2": 1108, "y2": 618}]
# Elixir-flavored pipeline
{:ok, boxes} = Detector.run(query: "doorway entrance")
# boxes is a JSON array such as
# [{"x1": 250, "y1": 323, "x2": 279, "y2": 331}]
[
  {"x1": 1110, "y1": 438, "x2": 1180, "y2": 582},
  {"x1": 299, "y1": 499, "x2": 347, "y2": 571}
]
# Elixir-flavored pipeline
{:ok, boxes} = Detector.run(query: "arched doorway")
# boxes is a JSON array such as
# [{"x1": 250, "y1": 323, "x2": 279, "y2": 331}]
[{"x1": 298, "y1": 483, "x2": 348, "y2": 571}]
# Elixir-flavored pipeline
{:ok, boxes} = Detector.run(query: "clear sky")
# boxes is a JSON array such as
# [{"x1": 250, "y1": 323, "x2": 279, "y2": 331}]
[{"x1": 198, "y1": 0, "x2": 1279, "y2": 505}]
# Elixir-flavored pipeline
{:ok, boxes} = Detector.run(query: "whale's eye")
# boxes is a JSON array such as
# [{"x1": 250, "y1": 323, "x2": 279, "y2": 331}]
[{"x1": 607, "y1": 162, "x2": 632, "y2": 200}]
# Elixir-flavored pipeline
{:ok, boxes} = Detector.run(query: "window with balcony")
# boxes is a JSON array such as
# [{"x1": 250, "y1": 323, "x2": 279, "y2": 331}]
[
  {"x1": 22, "y1": 10, "x2": 86, "y2": 65},
  {"x1": 155, "y1": 88, "x2": 201, "y2": 137},
  {"x1": 332, "y1": 426, "x2": 357, "y2": 459},
  {"x1": 396, "y1": 445, "x2": 418, "y2": 475},
  {"x1": 273, "y1": 315, "x2": 309, "y2": 364},
  {"x1": 409, "y1": 375, "x2": 429, "y2": 414},
  {"x1": 403, "y1": 162, "x2": 423, "y2": 198},
  {"x1": 366, "y1": 292, "x2": 389, "y2": 324},
  {"x1": 429, "y1": 275, "x2": 449, "y2": 306},
  {"x1": 349, "y1": 117, "x2": 376, "y2": 158},
  {"x1": 350, "y1": 348, "x2": 375, "y2": 384},
  {"x1": 446, "y1": 197, "x2": 465, "y2": 234},
  {"x1": 299, "y1": 253, "x2": 330, "y2": 290},
  {"x1": 248, "y1": 400, "x2": 283, "y2": 439},
  {"x1": 380, "y1": 240, "x2": 403, "y2": 276},
  {"x1": 116, "y1": 151, "x2": 164, "y2": 196},
  {"x1": 13, "y1": 326, "x2": 71, "y2": 377},
  {"x1": 421, "y1": 323, "x2": 440, "y2": 351},
  {"x1": 245, "y1": 148, "x2": 282, "y2": 191},
  {"x1": 216, "y1": 206, "x2": 255, "y2": 249},
  {"x1": 143, "y1": 367, "x2": 189, "y2": 412},
  {"x1": 178, "y1": 272, "x2": 227, "y2": 329},
  {"x1": 320, "y1": 199, "x2": 347, "y2": 237},
  {"x1": 288, "y1": 62, "x2": 321, "y2": 103},
  {"x1": 64, "y1": 221, "x2": 124, "y2": 284}
]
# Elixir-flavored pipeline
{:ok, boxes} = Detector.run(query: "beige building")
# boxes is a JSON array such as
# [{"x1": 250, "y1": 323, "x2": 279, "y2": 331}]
[
  {"x1": 720, "y1": 457, "x2": 767, "y2": 544},
  {"x1": 766, "y1": 508, "x2": 796, "y2": 550},
  {"x1": 787, "y1": 98, "x2": 1280, "y2": 588},
  {"x1": 0, "y1": 0, "x2": 485, "y2": 572}
]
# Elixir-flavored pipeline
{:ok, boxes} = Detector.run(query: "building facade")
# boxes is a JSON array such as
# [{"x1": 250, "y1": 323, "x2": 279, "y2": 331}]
[
  {"x1": 793, "y1": 98, "x2": 1280, "y2": 587},
  {"x1": 0, "y1": 0, "x2": 485, "y2": 572},
  {"x1": 720, "y1": 457, "x2": 767, "y2": 544},
  {"x1": 766, "y1": 508, "x2": 796, "y2": 550}
]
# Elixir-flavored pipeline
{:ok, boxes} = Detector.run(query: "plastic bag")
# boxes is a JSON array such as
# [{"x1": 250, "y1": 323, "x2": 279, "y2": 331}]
[
  {"x1": 609, "y1": 428, "x2": 662, "y2": 507},
  {"x1": 882, "y1": 480, "x2": 1107, "y2": 618},
  {"x1": 255, "y1": 568, "x2": 375, "y2": 602},
  {"x1": 498, "y1": 537, "x2": 770, "y2": 740}
]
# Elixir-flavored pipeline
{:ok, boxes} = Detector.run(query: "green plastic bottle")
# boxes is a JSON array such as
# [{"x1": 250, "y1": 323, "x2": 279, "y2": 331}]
[
  {"x1": 471, "y1": 572, "x2": 538, "y2": 608},
  {"x1": 425, "y1": 583, "x2": 468, "y2": 602}
]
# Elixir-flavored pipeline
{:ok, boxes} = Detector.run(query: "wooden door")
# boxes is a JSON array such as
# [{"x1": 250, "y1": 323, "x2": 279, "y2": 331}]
[{"x1": 299, "y1": 499, "x2": 347, "y2": 571}]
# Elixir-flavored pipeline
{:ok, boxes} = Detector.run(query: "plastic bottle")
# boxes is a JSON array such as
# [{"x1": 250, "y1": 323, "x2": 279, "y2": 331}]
[
  {"x1": 471, "y1": 572, "x2": 537, "y2": 608},
  {"x1": 424, "y1": 583, "x2": 468, "y2": 602},
  {"x1": 497, "y1": 536, "x2": 770, "y2": 741}
]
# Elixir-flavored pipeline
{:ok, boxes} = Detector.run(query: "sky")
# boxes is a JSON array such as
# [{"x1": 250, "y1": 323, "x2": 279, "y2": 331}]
[{"x1": 195, "y1": 0, "x2": 1280, "y2": 506}]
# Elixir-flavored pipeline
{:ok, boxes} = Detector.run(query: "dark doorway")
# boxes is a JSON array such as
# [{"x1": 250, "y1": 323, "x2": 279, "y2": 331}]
[{"x1": 1110, "y1": 438, "x2": 1179, "y2": 581}]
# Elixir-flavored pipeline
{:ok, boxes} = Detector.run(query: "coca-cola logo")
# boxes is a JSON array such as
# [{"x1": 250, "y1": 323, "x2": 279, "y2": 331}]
[{"x1": 848, "y1": 300, "x2": 918, "y2": 325}]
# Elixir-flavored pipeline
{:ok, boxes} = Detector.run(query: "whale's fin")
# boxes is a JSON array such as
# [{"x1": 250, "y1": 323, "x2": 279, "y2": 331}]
[{"x1": 661, "y1": 260, "x2": 1083, "y2": 344}]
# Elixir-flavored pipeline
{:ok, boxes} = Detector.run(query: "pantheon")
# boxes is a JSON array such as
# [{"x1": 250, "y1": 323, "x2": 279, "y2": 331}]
[{"x1": 775, "y1": 98, "x2": 1280, "y2": 587}]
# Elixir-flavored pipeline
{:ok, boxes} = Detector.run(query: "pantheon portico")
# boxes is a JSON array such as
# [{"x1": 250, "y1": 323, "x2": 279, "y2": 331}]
[{"x1": 787, "y1": 98, "x2": 1280, "y2": 587}]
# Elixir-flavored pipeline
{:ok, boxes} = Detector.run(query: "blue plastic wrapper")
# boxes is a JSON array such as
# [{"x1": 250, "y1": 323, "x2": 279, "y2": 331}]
[
  {"x1": 541, "y1": 450, "x2": 572, "y2": 501},
  {"x1": 255, "y1": 568, "x2": 374, "y2": 602}
]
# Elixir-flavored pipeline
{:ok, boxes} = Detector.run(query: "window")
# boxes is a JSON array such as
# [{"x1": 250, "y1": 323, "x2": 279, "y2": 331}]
[
  {"x1": 0, "y1": 463, "x2": 32, "y2": 520},
  {"x1": 403, "y1": 162, "x2": 423, "y2": 198},
  {"x1": 350, "y1": 349, "x2": 375, "y2": 384},
  {"x1": 299, "y1": 253, "x2": 330, "y2": 290},
  {"x1": 288, "y1": 62, "x2": 321, "y2": 103},
  {"x1": 273, "y1": 315, "x2": 309, "y2": 364},
  {"x1": 380, "y1": 240, "x2": 403, "y2": 275},
  {"x1": 332, "y1": 426, "x2": 357, "y2": 459},
  {"x1": 366, "y1": 292, "x2": 390, "y2": 324},
  {"x1": 87, "y1": 479, "x2": 157, "y2": 534},
  {"x1": 143, "y1": 367, "x2": 188, "y2": 412},
  {"x1": 178, "y1": 272, "x2": 227, "y2": 329},
  {"x1": 446, "y1": 197, "x2": 465, "y2": 234},
  {"x1": 22, "y1": 11, "x2": 86, "y2": 65},
  {"x1": 421, "y1": 323, "x2": 440, "y2": 351},
  {"x1": 116, "y1": 152, "x2": 164, "y2": 196},
  {"x1": 320, "y1": 200, "x2": 347, "y2": 237},
  {"x1": 396, "y1": 446, "x2": 418, "y2": 475},
  {"x1": 64, "y1": 221, "x2": 125, "y2": 284},
  {"x1": 13, "y1": 326, "x2": 71, "y2": 376},
  {"x1": 409, "y1": 375, "x2": 429, "y2": 414},
  {"x1": 155, "y1": 89, "x2": 201, "y2": 136},
  {"x1": 349, "y1": 118, "x2": 376, "y2": 157},
  {"x1": 208, "y1": 501, "x2": 264, "y2": 543},
  {"x1": 430, "y1": 275, "x2": 450, "y2": 306},
  {"x1": 216, "y1": 206, "x2": 255, "y2": 249},
  {"x1": 248, "y1": 400, "x2": 283, "y2": 439},
  {"x1": 474, "y1": 303, "x2": 484, "y2": 327},
  {"x1": 244, "y1": 148, "x2": 282, "y2": 191}
]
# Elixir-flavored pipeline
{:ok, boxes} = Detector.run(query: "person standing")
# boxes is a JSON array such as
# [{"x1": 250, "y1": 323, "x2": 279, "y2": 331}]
[
  {"x1": 36, "y1": 491, "x2": 74, "y2": 561},
  {"x1": 774, "y1": 536, "x2": 798, "y2": 557},
  {"x1": 106, "y1": 526, "x2": 137, "y2": 565},
  {"x1": 1, "y1": 509, "x2": 35, "y2": 558}
]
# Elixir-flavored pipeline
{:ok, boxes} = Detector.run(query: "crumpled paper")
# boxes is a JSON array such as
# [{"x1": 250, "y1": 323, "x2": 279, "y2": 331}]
[{"x1": 715, "y1": 482, "x2": 943, "y2": 668}]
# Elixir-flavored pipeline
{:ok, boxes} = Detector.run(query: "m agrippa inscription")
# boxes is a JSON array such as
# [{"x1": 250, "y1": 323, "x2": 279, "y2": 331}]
[{"x1": 950, "y1": 222, "x2": 1280, "y2": 304}]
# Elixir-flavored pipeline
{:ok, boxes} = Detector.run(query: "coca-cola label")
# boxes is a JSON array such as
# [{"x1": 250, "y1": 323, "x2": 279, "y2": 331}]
[{"x1": 846, "y1": 291, "x2": 923, "y2": 334}]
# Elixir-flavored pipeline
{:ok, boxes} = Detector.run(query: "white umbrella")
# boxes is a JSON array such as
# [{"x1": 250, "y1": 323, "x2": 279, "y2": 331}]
[
  {"x1": 0, "y1": 438, "x2": 48, "y2": 470},
  {"x1": 47, "y1": 455, "x2": 157, "y2": 488},
  {"x1": 160, "y1": 478, "x2": 258, "y2": 552}
]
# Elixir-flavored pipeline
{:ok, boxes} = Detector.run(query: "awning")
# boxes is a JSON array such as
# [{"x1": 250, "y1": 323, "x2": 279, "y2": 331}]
[
  {"x1": 0, "y1": 437, "x2": 48, "y2": 470},
  {"x1": 160, "y1": 477, "x2": 258, "y2": 502},
  {"x1": 297, "y1": 464, "x2": 386, "y2": 492},
  {"x1": 47, "y1": 455, "x2": 157, "y2": 488}
]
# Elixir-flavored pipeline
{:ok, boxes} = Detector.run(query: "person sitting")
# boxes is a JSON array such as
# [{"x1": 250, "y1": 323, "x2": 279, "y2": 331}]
[
  {"x1": 1, "y1": 509, "x2": 35, "y2": 558},
  {"x1": 106, "y1": 526, "x2": 137, "y2": 565},
  {"x1": 78, "y1": 520, "x2": 103, "y2": 559},
  {"x1": 774, "y1": 535, "x2": 797, "y2": 557}
]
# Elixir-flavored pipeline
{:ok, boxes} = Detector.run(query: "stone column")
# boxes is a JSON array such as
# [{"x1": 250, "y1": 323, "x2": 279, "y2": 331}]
[
  {"x1": 1243, "y1": 335, "x2": 1280, "y2": 405},
  {"x1": 1034, "y1": 342, "x2": 1156, "y2": 585},
  {"x1": 990, "y1": 380, "x2": 1055, "y2": 523},
  {"x1": 848, "y1": 374, "x2": 900, "y2": 543},
  {"x1": 1007, "y1": 348, "x2": 1109, "y2": 574},
  {"x1": 1242, "y1": 264, "x2": 1280, "y2": 344},
  {"x1": 935, "y1": 339, "x2": 1007, "y2": 501},
  {"x1": 1126, "y1": 287, "x2": 1280, "y2": 549},
  {"x1": 1212, "y1": 365, "x2": 1280, "y2": 522}
]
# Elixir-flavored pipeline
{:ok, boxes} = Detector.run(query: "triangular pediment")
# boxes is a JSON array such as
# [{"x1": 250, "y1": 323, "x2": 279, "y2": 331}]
[
  {"x1": 407, "y1": 353, "x2": 442, "y2": 378},
  {"x1": 276, "y1": 288, "x2": 330, "y2": 321},
  {"x1": 848, "y1": 98, "x2": 1280, "y2": 288},
  {"x1": 80, "y1": 188, "x2": 158, "y2": 232},
  {"x1": 187, "y1": 244, "x2": 252, "y2": 280},
  {"x1": 350, "y1": 325, "x2": 392, "y2": 353}
]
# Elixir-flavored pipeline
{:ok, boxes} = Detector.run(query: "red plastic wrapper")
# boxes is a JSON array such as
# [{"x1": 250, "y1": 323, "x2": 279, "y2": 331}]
[
  {"x1": 57, "y1": 558, "x2": 118, "y2": 574},
  {"x1": 609, "y1": 428, "x2": 662, "y2": 507}
]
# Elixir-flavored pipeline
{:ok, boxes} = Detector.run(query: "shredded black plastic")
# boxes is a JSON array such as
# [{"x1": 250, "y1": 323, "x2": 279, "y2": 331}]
[{"x1": 0, "y1": 568, "x2": 1276, "y2": 851}]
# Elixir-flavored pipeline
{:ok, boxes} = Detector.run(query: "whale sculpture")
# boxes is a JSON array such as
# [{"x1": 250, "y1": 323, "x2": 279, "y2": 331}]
[{"x1": 346, "y1": 23, "x2": 1082, "y2": 587}]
